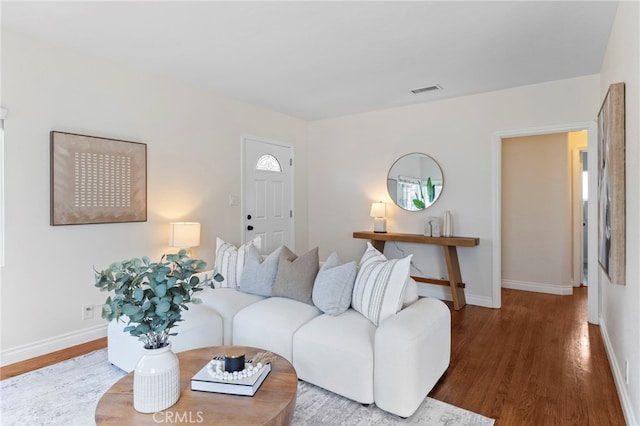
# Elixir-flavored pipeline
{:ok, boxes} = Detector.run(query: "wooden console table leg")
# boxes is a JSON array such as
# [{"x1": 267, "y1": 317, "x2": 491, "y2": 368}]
[
  {"x1": 443, "y1": 245, "x2": 466, "y2": 310},
  {"x1": 370, "y1": 240, "x2": 386, "y2": 253}
]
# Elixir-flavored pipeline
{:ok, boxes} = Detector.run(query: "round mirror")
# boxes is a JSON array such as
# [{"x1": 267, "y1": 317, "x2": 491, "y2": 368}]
[{"x1": 387, "y1": 153, "x2": 444, "y2": 211}]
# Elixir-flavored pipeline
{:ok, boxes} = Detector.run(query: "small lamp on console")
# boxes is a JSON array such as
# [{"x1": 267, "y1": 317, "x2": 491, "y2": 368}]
[
  {"x1": 168, "y1": 222, "x2": 201, "y2": 255},
  {"x1": 370, "y1": 202, "x2": 386, "y2": 233}
]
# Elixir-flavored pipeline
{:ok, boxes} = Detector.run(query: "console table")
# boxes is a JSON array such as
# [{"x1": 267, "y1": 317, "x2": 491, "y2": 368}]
[{"x1": 353, "y1": 231, "x2": 479, "y2": 310}]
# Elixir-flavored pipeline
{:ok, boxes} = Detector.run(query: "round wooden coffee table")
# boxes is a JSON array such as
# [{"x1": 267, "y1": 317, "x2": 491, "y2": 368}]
[{"x1": 96, "y1": 346, "x2": 298, "y2": 425}]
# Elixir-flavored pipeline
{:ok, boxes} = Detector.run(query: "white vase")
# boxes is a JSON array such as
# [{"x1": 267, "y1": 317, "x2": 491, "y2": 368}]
[
  {"x1": 442, "y1": 210, "x2": 453, "y2": 237},
  {"x1": 133, "y1": 342, "x2": 180, "y2": 413}
]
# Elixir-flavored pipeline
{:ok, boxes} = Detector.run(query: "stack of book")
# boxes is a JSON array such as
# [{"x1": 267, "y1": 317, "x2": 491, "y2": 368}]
[{"x1": 191, "y1": 361, "x2": 271, "y2": 396}]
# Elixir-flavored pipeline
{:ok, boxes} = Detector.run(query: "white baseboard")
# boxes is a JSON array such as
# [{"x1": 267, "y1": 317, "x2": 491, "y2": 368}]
[
  {"x1": 0, "y1": 324, "x2": 108, "y2": 367},
  {"x1": 502, "y1": 279, "x2": 573, "y2": 295},
  {"x1": 465, "y1": 293, "x2": 494, "y2": 308},
  {"x1": 600, "y1": 318, "x2": 637, "y2": 426},
  {"x1": 417, "y1": 283, "x2": 495, "y2": 308}
]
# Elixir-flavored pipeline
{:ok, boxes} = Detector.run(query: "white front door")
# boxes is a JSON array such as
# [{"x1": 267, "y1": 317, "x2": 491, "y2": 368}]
[{"x1": 243, "y1": 136, "x2": 293, "y2": 255}]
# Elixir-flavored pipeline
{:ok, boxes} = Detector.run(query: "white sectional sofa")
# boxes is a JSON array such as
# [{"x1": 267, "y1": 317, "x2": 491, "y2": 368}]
[{"x1": 107, "y1": 241, "x2": 451, "y2": 418}]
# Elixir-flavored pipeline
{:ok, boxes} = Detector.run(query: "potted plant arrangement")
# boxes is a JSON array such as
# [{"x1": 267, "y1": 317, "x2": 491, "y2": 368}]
[
  {"x1": 95, "y1": 250, "x2": 222, "y2": 413},
  {"x1": 412, "y1": 177, "x2": 436, "y2": 210}
]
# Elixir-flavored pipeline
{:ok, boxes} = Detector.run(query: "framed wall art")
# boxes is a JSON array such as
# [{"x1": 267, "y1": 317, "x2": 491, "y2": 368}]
[
  {"x1": 50, "y1": 131, "x2": 147, "y2": 225},
  {"x1": 597, "y1": 82, "x2": 625, "y2": 285}
]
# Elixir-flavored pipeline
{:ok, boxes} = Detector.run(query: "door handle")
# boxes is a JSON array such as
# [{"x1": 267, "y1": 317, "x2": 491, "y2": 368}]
[
  {"x1": 247, "y1": 225, "x2": 254, "y2": 231},
  {"x1": 247, "y1": 214, "x2": 252, "y2": 220}
]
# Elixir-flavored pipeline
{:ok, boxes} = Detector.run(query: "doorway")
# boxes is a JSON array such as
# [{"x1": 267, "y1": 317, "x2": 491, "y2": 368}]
[
  {"x1": 581, "y1": 150, "x2": 588, "y2": 285},
  {"x1": 569, "y1": 131, "x2": 589, "y2": 288},
  {"x1": 242, "y1": 136, "x2": 294, "y2": 255},
  {"x1": 501, "y1": 132, "x2": 573, "y2": 295},
  {"x1": 492, "y1": 122, "x2": 599, "y2": 324}
]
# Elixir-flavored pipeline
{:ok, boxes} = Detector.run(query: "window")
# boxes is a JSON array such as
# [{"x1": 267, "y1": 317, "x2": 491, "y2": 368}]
[{"x1": 255, "y1": 154, "x2": 282, "y2": 172}]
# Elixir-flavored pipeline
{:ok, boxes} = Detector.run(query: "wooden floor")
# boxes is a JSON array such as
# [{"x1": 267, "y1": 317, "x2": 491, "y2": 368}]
[
  {"x1": 0, "y1": 337, "x2": 107, "y2": 380},
  {"x1": 430, "y1": 287, "x2": 626, "y2": 425}
]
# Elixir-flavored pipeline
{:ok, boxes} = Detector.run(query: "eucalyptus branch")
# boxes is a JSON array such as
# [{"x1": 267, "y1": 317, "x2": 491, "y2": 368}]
[{"x1": 95, "y1": 249, "x2": 224, "y2": 349}]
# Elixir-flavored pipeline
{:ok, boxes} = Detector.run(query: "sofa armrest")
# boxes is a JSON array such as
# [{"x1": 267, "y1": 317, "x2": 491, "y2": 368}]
[{"x1": 374, "y1": 297, "x2": 451, "y2": 418}]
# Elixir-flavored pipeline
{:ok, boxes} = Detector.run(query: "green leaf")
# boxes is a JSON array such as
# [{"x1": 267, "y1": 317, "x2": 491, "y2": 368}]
[
  {"x1": 134, "y1": 288, "x2": 144, "y2": 302},
  {"x1": 135, "y1": 323, "x2": 150, "y2": 334},
  {"x1": 426, "y1": 177, "x2": 435, "y2": 202},
  {"x1": 155, "y1": 283, "x2": 167, "y2": 297},
  {"x1": 156, "y1": 301, "x2": 171, "y2": 314},
  {"x1": 129, "y1": 311, "x2": 145, "y2": 322},
  {"x1": 412, "y1": 199, "x2": 426, "y2": 209},
  {"x1": 122, "y1": 304, "x2": 141, "y2": 317},
  {"x1": 101, "y1": 304, "x2": 113, "y2": 320}
]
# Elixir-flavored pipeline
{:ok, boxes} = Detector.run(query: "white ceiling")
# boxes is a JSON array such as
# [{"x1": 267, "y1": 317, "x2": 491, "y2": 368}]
[{"x1": 1, "y1": 1, "x2": 618, "y2": 120}]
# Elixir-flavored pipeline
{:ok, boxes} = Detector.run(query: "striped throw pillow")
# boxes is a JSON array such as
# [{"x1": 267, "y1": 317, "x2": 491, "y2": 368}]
[
  {"x1": 352, "y1": 242, "x2": 412, "y2": 326},
  {"x1": 215, "y1": 236, "x2": 261, "y2": 288}
]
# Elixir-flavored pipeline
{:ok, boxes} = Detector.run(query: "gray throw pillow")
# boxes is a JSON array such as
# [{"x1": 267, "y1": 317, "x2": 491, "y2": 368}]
[
  {"x1": 238, "y1": 245, "x2": 283, "y2": 297},
  {"x1": 272, "y1": 246, "x2": 319, "y2": 305},
  {"x1": 312, "y1": 252, "x2": 357, "y2": 316}
]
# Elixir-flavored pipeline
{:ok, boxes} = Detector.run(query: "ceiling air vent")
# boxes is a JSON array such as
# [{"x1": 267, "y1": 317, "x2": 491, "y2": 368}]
[{"x1": 410, "y1": 84, "x2": 442, "y2": 95}]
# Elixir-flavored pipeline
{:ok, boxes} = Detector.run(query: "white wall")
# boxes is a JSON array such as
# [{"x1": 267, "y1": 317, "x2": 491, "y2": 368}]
[
  {"x1": 501, "y1": 133, "x2": 572, "y2": 295},
  {"x1": 598, "y1": 1, "x2": 640, "y2": 423},
  {"x1": 0, "y1": 30, "x2": 308, "y2": 365},
  {"x1": 307, "y1": 75, "x2": 600, "y2": 306}
]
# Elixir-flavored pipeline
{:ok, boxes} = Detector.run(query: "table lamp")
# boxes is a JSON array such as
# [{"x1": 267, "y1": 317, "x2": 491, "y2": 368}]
[
  {"x1": 370, "y1": 202, "x2": 386, "y2": 233},
  {"x1": 169, "y1": 222, "x2": 201, "y2": 254}
]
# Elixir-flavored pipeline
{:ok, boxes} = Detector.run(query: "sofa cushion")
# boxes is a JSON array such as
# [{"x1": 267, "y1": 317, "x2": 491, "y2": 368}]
[
  {"x1": 272, "y1": 246, "x2": 319, "y2": 305},
  {"x1": 215, "y1": 236, "x2": 261, "y2": 288},
  {"x1": 232, "y1": 297, "x2": 321, "y2": 362},
  {"x1": 312, "y1": 252, "x2": 357, "y2": 315},
  {"x1": 352, "y1": 242, "x2": 411, "y2": 326},
  {"x1": 197, "y1": 287, "x2": 265, "y2": 345},
  {"x1": 238, "y1": 245, "x2": 282, "y2": 296},
  {"x1": 292, "y1": 309, "x2": 376, "y2": 404}
]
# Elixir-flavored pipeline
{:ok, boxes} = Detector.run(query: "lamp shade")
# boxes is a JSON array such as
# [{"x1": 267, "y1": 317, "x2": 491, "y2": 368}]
[
  {"x1": 370, "y1": 202, "x2": 386, "y2": 218},
  {"x1": 168, "y1": 222, "x2": 201, "y2": 248}
]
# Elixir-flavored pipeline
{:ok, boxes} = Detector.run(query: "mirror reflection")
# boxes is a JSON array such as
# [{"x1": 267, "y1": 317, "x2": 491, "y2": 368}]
[{"x1": 387, "y1": 153, "x2": 443, "y2": 211}]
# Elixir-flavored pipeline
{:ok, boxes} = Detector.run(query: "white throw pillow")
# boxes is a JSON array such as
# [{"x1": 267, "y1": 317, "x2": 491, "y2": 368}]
[
  {"x1": 215, "y1": 236, "x2": 261, "y2": 288},
  {"x1": 352, "y1": 243, "x2": 412, "y2": 326},
  {"x1": 403, "y1": 277, "x2": 419, "y2": 308}
]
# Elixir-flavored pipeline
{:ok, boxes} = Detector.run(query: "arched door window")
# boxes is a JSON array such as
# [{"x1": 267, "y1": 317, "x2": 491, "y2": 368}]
[{"x1": 255, "y1": 154, "x2": 282, "y2": 172}]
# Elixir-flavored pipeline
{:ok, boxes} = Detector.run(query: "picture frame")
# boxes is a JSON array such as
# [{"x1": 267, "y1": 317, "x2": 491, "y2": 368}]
[
  {"x1": 597, "y1": 82, "x2": 625, "y2": 285},
  {"x1": 50, "y1": 131, "x2": 147, "y2": 225}
]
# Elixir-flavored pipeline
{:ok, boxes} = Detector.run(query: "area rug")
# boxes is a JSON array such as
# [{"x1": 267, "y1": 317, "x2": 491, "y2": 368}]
[{"x1": 1, "y1": 349, "x2": 493, "y2": 425}]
